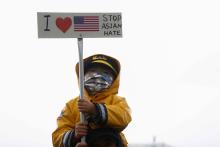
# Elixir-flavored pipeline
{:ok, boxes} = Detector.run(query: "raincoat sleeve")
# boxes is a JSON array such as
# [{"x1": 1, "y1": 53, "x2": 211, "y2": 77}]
[
  {"x1": 91, "y1": 96, "x2": 132, "y2": 131},
  {"x1": 105, "y1": 96, "x2": 132, "y2": 130},
  {"x1": 52, "y1": 99, "x2": 79, "y2": 147}
]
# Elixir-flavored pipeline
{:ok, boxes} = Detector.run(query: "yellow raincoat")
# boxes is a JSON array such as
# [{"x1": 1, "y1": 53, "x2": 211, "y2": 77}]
[{"x1": 52, "y1": 54, "x2": 132, "y2": 147}]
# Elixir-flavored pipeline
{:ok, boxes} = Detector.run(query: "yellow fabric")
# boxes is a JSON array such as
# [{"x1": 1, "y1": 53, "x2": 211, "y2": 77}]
[{"x1": 52, "y1": 55, "x2": 132, "y2": 147}]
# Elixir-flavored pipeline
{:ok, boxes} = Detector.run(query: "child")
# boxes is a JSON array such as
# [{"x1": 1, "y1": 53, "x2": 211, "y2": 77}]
[{"x1": 52, "y1": 54, "x2": 132, "y2": 147}]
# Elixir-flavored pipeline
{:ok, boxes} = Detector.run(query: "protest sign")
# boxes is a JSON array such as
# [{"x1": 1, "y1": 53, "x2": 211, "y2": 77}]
[{"x1": 37, "y1": 12, "x2": 122, "y2": 38}]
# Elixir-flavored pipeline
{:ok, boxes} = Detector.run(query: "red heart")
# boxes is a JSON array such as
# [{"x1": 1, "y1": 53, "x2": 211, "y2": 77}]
[{"x1": 56, "y1": 17, "x2": 72, "y2": 33}]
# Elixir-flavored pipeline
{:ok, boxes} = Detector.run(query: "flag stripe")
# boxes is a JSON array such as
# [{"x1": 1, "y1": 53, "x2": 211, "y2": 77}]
[{"x1": 74, "y1": 24, "x2": 99, "y2": 27}]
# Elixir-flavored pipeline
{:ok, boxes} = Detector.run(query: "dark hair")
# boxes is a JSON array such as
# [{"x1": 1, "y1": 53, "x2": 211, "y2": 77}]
[
  {"x1": 86, "y1": 128, "x2": 123, "y2": 147},
  {"x1": 89, "y1": 135, "x2": 117, "y2": 147}
]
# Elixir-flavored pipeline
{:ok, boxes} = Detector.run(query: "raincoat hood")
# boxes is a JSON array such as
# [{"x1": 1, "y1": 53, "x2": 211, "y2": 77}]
[{"x1": 75, "y1": 54, "x2": 121, "y2": 100}]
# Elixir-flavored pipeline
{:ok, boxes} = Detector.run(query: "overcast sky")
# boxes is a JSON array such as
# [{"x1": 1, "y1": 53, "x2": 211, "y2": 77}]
[{"x1": 0, "y1": 0, "x2": 220, "y2": 147}]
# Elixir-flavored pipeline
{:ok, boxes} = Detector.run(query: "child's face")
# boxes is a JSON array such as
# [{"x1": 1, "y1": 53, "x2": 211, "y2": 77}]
[{"x1": 84, "y1": 67, "x2": 114, "y2": 95}]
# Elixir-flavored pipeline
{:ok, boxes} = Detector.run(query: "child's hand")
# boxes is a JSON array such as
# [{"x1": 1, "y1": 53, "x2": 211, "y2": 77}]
[
  {"x1": 75, "y1": 122, "x2": 88, "y2": 139},
  {"x1": 75, "y1": 142, "x2": 88, "y2": 147},
  {"x1": 78, "y1": 98, "x2": 96, "y2": 115}
]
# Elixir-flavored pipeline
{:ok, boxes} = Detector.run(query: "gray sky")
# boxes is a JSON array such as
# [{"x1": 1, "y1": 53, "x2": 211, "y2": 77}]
[{"x1": 0, "y1": 0, "x2": 220, "y2": 147}]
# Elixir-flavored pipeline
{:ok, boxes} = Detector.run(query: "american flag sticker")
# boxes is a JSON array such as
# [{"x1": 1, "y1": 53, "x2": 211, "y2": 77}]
[{"x1": 74, "y1": 16, "x2": 99, "y2": 32}]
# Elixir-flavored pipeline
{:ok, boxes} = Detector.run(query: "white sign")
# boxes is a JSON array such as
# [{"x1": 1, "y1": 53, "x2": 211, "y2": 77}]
[{"x1": 37, "y1": 12, "x2": 122, "y2": 38}]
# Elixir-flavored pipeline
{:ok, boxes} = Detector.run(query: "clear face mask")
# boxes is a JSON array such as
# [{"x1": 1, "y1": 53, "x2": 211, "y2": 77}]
[{"x1": 84, "y1": 71, "x2": 114, "y2": 95}]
